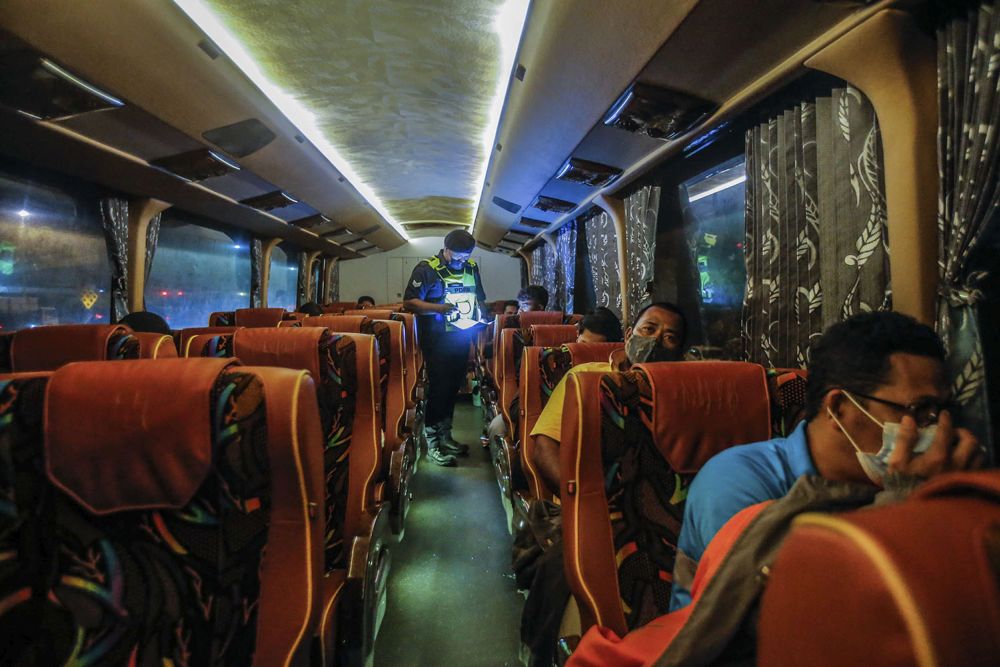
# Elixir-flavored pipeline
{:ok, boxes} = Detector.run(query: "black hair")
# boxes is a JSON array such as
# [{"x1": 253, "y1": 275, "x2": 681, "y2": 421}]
[
  {"x1": 517, "y1": 285, "x2": 549, "y2": 308},
  {"x1": 633, "y1": 301, "x2": 688, "y2": 347},
  {"x1": 118, "y1": 310, "x2": 171, "y2": 335},
  {"x1": 357, "y1": 295, "x2": 376, "y2": 306},
  {"x1": 444, "y1": 229, "x2": 476, "y2": 253},
  {"x1": 580, "y1": 306, "x2": 623, "y2": 342},
  {"x1": 503, "y1": 299, "x2": 519, "y2": 310},
  {"x1": 299, "y1": 301, "x2": 323, "y2": 316},
  {"x1": 804, "y1": 311, "x2": 946, "y2": 420}
]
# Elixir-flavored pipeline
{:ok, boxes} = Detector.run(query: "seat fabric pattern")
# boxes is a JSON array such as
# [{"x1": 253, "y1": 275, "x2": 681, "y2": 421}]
[
  {"x1": 0, "y1": 370, "x2": 272, "y2": 665},
  {"x1": 208, "y1": 311, "x2": 235, "y2": 326},
  {"x1": 200, "y1": 334, "x2": 235, "y2": 358},
  {"x1": 108, "y1": 330, "x2": 141, "y2": 360},
  {"x1": 767, "y1": 369, "x2": 808, "y2": 436},
  {"x1": 369, "y1": 322, "x2": 390, "y2": 433},
  {"x1": 598, "y1": 368, "x2": 693, "y2": 630},
  {"x1": 539, "y1": 346, "x2": 574, "y2": 398}
]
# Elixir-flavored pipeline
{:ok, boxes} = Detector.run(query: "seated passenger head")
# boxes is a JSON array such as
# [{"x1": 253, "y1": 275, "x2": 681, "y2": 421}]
[
  {"x1": 518, "y1": 285, "x2": 549, "y2": 311},
  {"x1": 442, "y1": 229, "x2": 476, "y2": 270},
  {"x1": 299, "y1": 301, "x2": 323, "y2": 316},
  {"x1": 578, "y1": 306, "x2": 623, "y2": 343},
  {"x1": 623, "y1": 302, "x2": 686, "y2": 363},
  {"x1": 503, "y1": 300, "x2": 519, "y2": 316},
  {"x1": 806, "y1": 311, "x2": 957, "y2": 485},
  {"x1": 356, "y1": 296, "x2": 376, "y2": 310},
  {"x1": 118, "y1": 310, "x2": 171, "y2": 335}
]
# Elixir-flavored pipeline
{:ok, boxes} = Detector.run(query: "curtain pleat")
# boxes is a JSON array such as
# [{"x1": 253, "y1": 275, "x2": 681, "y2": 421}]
[
  {"x1": 143, "y1": 212, "x2": 160, "y2": 287},
  {"x1": 328, "y1": 258, "x2": 340, "y2": 302},
  {"x1": 552, "y1": 221, "x2": 577, "y2": 312},
  {"x1": 584, "y1": 210, "x2": 622, "y2": 319},
  {"x1": 297, "y1": 251, "x2": 309, "y2": 308},
  {"x1": 99, "y1": 198, "x2": 129, "y2": 322},
  {"x1": 742, "y1": 87, "x2": 889, "y2": 367},
  {"x1": 249, "y1": 238, "x2": 264, "y2": 308},
  {"x1": 623, "y1": 186, "x2": 661, "y2": 323},
  {"x1": 936, "y1": 3, "x2": 1000, "y2": 448}
]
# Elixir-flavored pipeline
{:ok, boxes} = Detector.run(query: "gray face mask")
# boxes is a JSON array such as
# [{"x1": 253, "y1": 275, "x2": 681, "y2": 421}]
[{"x1": 625, "y1": 334, "x2": 678, "y2": 364}]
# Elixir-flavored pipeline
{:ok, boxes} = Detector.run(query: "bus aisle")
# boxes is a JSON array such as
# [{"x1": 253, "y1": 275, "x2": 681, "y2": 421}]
[{"x1": 376, "y1": 397, "x2": 522, "y2": 666}]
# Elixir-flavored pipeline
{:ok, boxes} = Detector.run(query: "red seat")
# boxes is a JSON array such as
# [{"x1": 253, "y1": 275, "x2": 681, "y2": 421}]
[
  {"x1": 235, "y1": 307, "x2": 286, "y2": 328},
  {"x1": 321, "y1": 302, "x2": 357, "y2": 314},
  {"x1": 177, "y1": 326, "x2": 238, "y2": 357},
  {"x1": 208, "y1": 310, "x2": 235, "y2": 326},
  {"x1": 530, "y1": 324, "x2": 580, "y2": 348},
  {"x1": 8, "y1": 324, "x2": 139, "y2": 371},
  {"x1": 344, "y1": 309, "x2": 394, "y2": 320},
  {"x1": 560, "y1": 361, "x2": 772, "y2": 635},
  {"x1": 0, "y1": 358, "x2": 325, "y2": 666},
  {"x1": 303, "y1": 315, "x2": 369, "y2": 333},
  {"x1": 130, "y1": 332, "x2": 178, "y2": 358}
]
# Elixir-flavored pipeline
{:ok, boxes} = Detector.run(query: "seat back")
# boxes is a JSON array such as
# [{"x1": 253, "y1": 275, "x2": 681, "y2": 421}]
[
  {"x1": 498, "y1": 327, "x2": 528, "y2": 431},
  {"x1": 208, "y1": 310, "x2": 235, "y2": 326},
  {"x1": 344, "y1": 309, "x2": 394, "y2": 320},
  {"x1": 519, "y1": 311, "x2": 567, "y2": 327},
  {"x1": 759, "y1": 471, "x2": 1000, "y2": 667},
  {"x1": 185, "y1": 332, "x2": 235, "y2": 357},
  {"x1": 368, "y1": 319, "x2": 408, "y2": 447},
  {"x1": 519, "y1": 342, "x2": 623, "y2": 500},
  {"x1": 9, "y1": 324, "x2": 140, "y2": 371},
  {"x1": 561, "y1": 361, "x2": 772, "y2": 636},
  {"x1": 131, "y1": 332, "x2": 179, "y2": 358},
  {"x1": 235, "y1": 307, "x2": 286, "y2": 328},
  {"x1": 767, "y1": 368, "x2": 808, "y2": 437},
  {"x1": 0, "y1": 359, "x2": 325, "y2": 666},
  {"x1": 177, "y1": 326, "x2": 238, "y2": 356},
  {"x1": 391, "y1": 312, "x2": 420, "y2": 406},
  {"x1": 302, "y1": 315, "x2": 369, "y2": 332},
  {"x1": 321, "y1": 302, "x2": 357, "y2": 314},
  {"x1": 530, "y1": 324, "x2": 579, "y2": 348}
]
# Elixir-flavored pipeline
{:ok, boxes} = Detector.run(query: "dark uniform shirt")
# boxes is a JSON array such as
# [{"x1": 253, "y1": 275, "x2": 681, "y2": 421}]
[{"x1": 404, "y1": 252, "x2": 486, "y2": 339}]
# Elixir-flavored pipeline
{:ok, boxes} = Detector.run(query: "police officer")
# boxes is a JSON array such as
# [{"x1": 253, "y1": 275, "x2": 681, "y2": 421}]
[{"x1": 403, "y1": 229, "x2": 486, "y2": 466}]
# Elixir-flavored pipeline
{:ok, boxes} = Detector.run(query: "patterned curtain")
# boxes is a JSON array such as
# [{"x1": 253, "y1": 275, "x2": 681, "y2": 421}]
[
  {"x1": 141, "y1": 211, "x2": 161, "y2": 311},
  {"x1": 249, "y1": 238, "x2": 264, "y2": 308},
  {"x1": 743, "y1": 86, "x2": 890, "y2": 367},
  {"x1": 296, "y1": 251, "x2": 309, "y2": 308},
  {"x1": 552, "y1": 221, "x2": 577, "y2": 312},
  {"x1": 99, "y1": 197, "x2": 129, "y2": 322},
  {"x1": 583, "y1": 210, "x2": 622, "y2": 319},
  {"x1": 936, "y1": 3, "x2": 1000, "y2": 448},
  {"x1": 326, "y1": 258, "x2": 340, "y2": 303},
  {"x1": 624, "y1": 186, "x2": 661, "y2": 323},
  {"x1": 529, "y1": 242, "x2": 548, "y2": 288}
]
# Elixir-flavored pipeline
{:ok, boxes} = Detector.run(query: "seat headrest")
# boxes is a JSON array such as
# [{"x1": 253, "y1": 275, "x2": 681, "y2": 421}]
[
  {"x1": 635, "y1": 361, "x2": 772, "y2": 474},
  {"x1": 233, "y1": 327, "x2": 325, "y2": 379},
  {"x1": 302, "y1": 315, "x2": 368, "y2": 332},
  {"x1": 345, "y1": 309, "x2": 394, "y2": 319},
  {"x1": 564, "y1": 342, "x2": 624, "y2": 364},
  {"x1": 45, "y1": 358, "x2": 237, "y2": 514},
  {"x1": 531, "y1": 324, "x2": 580, "y2": 347},
  {"x1": 235, "y1": 308, "x2": 286, "y2": 328},
  {"x1": 131, "y1": 332, "x2": 178, "y2": 359},
  {"x1": 11, "y1": 324, "x2": 131, "y2": 372},
  {"x1": 520, "y1": 311, "x2": 565, "y2": 327}
]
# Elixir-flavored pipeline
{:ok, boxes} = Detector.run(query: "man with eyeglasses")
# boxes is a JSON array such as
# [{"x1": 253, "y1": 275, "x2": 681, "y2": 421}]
[
  {"x1": 404, "y1": 229, "x2": 487, "y2": 466},
  {"x1": 667, "y1": 310, "x2": 985, "y2": 611}
]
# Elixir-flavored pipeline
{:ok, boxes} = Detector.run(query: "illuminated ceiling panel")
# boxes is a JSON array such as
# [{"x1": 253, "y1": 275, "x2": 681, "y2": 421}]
[{"x1": 190, "y1": 0, "x2": 524, "y2": 233}]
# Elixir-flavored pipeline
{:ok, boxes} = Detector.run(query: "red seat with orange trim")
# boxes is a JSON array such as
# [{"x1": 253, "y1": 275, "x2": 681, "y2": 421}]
[
  {"x1": 559, "y1": 361, "x2": 772, "y2": 636},
  {"x1": 321, "y1": 302, "x2": 356, "y2": 314},
  {"x1": 235, "y1": 307, "x2": 286, "y2": 328},
  {"x1": 344, "y1": 309, "x2": 393, "y2": 320},
  {"x1": 130, "y1": 331, "x2": 178, "y2": 358},
  {"x1": 0, "y1": 358, "x2": 325, "y2": 666},
  {"x1": 176, "y1": 325, "x2": 238, "y2": 356},
  {"x1": 208, "y1": 310, "x2": 235, "y2": 326},
  {"x1": 7, "y1": 324, "x2": 140, "y2": 371},
  {"x1": 530, "y1": 324, "x2": 579, "y2": 348},
  {"x1": 303, "y1": 314, "x2": 369, "y2": 333}
]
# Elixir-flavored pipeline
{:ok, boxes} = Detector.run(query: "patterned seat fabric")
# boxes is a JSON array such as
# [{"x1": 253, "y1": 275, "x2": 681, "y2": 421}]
[
  {"x1": 767, "y1": 368, "x2": 808, "y2": 436},
  {"x1": 0, "y1": 365, "x2": 275, "y2": 665},
  {"x1": 199, "y1": 334, "x2": 235, "y2": 358},
  {"x1": 208, "y1": 311, "x2": 235, "y2": 326}
]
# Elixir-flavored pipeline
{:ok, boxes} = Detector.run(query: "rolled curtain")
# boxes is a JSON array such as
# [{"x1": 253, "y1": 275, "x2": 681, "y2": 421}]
[
  {"x1": 743, "y1": 87, "x2": 890, "y2": 368},
  {"x1": 327, "y1": 258, "x2": 340, "y2": 302},
  {"x1": 296, "y1": 251, "x2": 309, "y2": 308},
  {"x1": 99, "y1": 197, "x2": 129, "y2": 322},
  {"x1": 249, "y1": 238, "x2": 264, "y2": 308},
  {"x1": 936, "y1": 3, "x2": 999, "y2": 447},
  {"x1": 530, "y1": 242, "x2": 549, "y2": 289},
  {"x1": 624, "y1": 186, "x2": 661, "y2": 323},
  {"x1": 143, "y1": 212, "x2": 160, "y2": 288},
  {"x1": 583, "y1": 209, "x2": 622, "y2": 320},
  {"x1": 552, "y1": 220, "x2": 577, "y2": 313}
]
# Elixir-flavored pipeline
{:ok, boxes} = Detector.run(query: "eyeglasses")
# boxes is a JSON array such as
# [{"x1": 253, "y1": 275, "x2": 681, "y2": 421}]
[{"x1": 843, "y1": 389, "x2": 955, "y2": 428}]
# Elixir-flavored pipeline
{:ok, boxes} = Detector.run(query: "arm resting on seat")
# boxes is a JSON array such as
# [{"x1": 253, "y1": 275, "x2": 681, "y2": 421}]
[{"x1": 533, "y1": 433, "x2": 561, "y2": 497}]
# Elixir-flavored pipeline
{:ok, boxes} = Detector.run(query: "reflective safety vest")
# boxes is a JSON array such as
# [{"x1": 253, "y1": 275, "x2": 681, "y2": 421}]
[{"x1": 426, "y1": 255, "x2": 480, "y2": 331}]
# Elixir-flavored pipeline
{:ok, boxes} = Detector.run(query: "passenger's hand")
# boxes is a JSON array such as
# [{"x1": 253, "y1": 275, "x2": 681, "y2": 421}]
[
  {"x1": 436, "y1": 303, "x2": 457, "y2": 314},
  {"x1": 886, "y1": 411, "x2": 985, "y2": 478}
]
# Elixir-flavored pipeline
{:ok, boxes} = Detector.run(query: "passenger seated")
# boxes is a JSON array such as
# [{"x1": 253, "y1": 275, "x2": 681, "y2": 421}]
[
  {"x1": 576, "y1": 306, "x2": 623, "y2": 344},
  {"x1": 298, "y1": 301, "x2": 324, "y2": 316},
  {"x1": 357, "y1": 295, "x2": 376, "y2": 310},
  {"x1": 503, "y1": 299, "x2": 519, "y2": 316},
  {"x1": 118, "y1": 310, "x2": 171, "y2": 334},
  {"x1": 518, "y1": 285, "x2": 549, "y2": 312},
  {"x1": 531, "y1": 302, "x2": 685, "y2": 495}
]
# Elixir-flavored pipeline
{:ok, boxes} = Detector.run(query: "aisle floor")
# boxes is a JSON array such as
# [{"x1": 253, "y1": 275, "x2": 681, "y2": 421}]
[{"x1": 375, "y1": 399, "x2": 523, "y2": 666}]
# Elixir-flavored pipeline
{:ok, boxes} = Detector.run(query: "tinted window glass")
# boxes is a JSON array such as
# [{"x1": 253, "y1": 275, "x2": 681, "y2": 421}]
[
  {"x1": 679, "y1": 156, "x2": 746, "y2": 355},
  {"x1": 146, "y1": 216, "x2": 249, "y2": 328},
  {"x1": 0, "y1": 169, "x2": 110, "y2": 330},
  {"x1": 268, "y1": 243, "x2": 297, "y2": 311}
]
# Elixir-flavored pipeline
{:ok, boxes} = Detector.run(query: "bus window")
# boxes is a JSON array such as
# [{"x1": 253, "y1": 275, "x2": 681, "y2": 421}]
[
  {"x1": 145, "y1": 216, "x2": 250, "y2": 329},
  {"x1": 0, "y1": 169, "x2": 110, "y2": 330},
  {"x1": 268, "y1": 243, "x2": 297, "y2": 311},
  {"x1": 680, "y1": 156, "x2": 747, "y2": 356}
]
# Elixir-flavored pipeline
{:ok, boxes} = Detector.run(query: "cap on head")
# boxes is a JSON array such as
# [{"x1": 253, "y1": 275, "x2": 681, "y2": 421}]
[{"x1": 444, "y1": 229, "x2": 476, "y2": 253}]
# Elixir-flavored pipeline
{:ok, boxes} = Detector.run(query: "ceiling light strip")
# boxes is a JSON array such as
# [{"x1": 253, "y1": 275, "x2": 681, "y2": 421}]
[
  {"x1": 687, "y1": 174, "x2": 747, "y2": 203},
  {"x1": 171, "y1": 0, "x2": 411, "y2": 241},
  {"x1": 470, "y1": 0, "x2": 532, "y2": 236}
]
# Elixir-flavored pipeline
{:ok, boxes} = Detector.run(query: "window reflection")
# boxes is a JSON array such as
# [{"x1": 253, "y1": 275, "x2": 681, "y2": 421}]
[
  {"x1": 146, "y1": 215, "x2": 249, "y2": 329},
  {"x1": 268, "y1": 243, "x2": 297, "y2": 311},
  {"x1": 0, "y1": 169, "x2": 110, "y2": 330}
]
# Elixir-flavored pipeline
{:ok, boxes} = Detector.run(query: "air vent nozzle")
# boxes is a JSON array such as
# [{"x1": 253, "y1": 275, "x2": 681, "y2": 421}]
[
  {"x1": 241, "y1": 190, "x2": 298, "y2": 211},
  {"x1": 504, "y1": 230, "x2": 533, "y2": 243},
  {"x1": 492, "y1": 196, "x2": 521, "y2": 214},
  {"x1": 203, "y1": 118, "x2": 276, "y2": 157},
  {"x1": 604, "y1": 83, "x2": 716, "y2": 141},
  {"x1": 290, "y1": 214, "x2": 330, "y2": 228},
  {"x1": 532, "y1": 196, "x2": 576, "y2": 214},
  {"x1": 556, "y1": 158, "x2": 623, "y2": 188},
  {"x1": 150, "y1": 148, "x2": 239, "y2": 182},
  {"x1": 518, "y1": 217, "x2": 549, "y2": 230}
]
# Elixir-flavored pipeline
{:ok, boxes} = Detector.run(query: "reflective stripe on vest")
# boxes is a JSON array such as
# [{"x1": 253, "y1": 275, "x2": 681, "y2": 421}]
[{"x1": 426, "y1": 256, "x2": 478, "y2": 289}]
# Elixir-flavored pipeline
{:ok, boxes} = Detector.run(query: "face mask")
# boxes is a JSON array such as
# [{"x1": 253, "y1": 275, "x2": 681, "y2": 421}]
[
  {"x1": 828, "y1": 392, "x2": 938, "y2": 484},
  {"x1": 446, "y1": 252, "x2": 469, "y2": 270},
  {"x1": 625, "y1": 334, "x2": 677, "y2": 364}
]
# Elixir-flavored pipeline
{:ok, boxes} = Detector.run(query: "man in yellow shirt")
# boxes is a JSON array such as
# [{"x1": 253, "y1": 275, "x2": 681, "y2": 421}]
[{"x1": 529, "y1": 302, "x2": 687, "y2": 496}]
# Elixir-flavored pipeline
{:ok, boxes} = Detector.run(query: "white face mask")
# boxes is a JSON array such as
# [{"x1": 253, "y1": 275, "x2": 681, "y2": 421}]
[{"x1": 827, "y1": 391, "x2": 937, "y2": 485}]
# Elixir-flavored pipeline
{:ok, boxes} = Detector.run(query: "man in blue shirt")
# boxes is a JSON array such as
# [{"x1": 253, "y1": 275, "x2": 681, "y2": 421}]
[{"x1": 669, "y1": 311, "x2": 984, "y2": 611}]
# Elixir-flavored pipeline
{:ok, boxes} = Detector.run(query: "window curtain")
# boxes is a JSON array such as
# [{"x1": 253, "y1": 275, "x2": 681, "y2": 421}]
[
  {"x1": 552, "y1": 220, "x2": 577, "y2": 312},
  {"x1": 99, "y1": 197, "x2": 129, "y2": 322},
  {"x1": 743, "y1": 86, "x2": 890, "y2": 367},
  {"x1": 529, "y1": 242, "x2": 549, "y2": 288},
  {"x1": 249, "y1": 238, "x2": 264, "y2": 308},
  {"x1": 326, "y1": 257, "x2": 340, "y2": 303},
  {"x1": 583, "y1": 210, "x2": 622, "y2": 319},
  {"x1": 143, "y1": 212, "x2": 161, "y2": 288},
  {"x1": 296, "y1": 251, "x2": 309, "y2": 308},
  {"x1": 624, "y1": 186, "x2": 661, "y2": 323},
  {"x1": 936, "y1": 3, "x2": 999, "y2": 447}
]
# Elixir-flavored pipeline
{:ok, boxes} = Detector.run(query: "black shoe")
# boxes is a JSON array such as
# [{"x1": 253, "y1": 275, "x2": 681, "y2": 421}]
[
  {"x1": 438, "y1": 436, "x2": 470, "y2": 457},
  {"x1": 426, "y1": 447, "x2": 457, "y2": 467}
]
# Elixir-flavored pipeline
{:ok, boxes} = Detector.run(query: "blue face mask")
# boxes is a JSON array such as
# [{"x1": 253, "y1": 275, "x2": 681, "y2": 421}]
[{"x1": 828, "y1": 391, "x2": 937, "y2": 485}]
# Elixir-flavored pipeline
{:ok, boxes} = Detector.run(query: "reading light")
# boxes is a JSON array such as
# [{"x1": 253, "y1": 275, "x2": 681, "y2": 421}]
[
  {"x1": 470, "y1": 0, "x2": 531, "y2": 236},
  {"x1": 171, "y1": 0, "x2": 411, "y2": 241}
]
